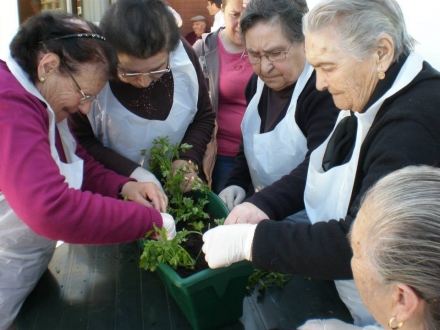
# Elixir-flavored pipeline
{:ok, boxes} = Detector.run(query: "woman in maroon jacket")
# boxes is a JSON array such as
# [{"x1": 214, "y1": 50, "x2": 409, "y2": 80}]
[{"x1": 0, "y1": 11, "x2": 174, "y2": 329}]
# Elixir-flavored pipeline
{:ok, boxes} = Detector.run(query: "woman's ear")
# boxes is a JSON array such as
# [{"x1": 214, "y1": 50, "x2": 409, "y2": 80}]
[
  {"x1": 390, "y1": 283, "x2": 425, "y2": 324},
  {"x1": 37, "y1": 53, "x2": 60, "y2": 82},
  {"x1": 375, "y1": 33, "x2": 395, "y2": 73}
]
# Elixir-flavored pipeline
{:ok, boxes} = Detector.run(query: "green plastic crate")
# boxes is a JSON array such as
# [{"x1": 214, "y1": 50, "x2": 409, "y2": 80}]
[{"x1": 140, "y1": 191, "x2": 253, "y2": 329}]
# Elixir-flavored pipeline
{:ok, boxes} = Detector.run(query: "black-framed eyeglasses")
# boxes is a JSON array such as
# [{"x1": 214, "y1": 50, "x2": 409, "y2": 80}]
[
  {"x1": 241, "y1": 42, "x2": 295, "y2": 65},
  {"x1": 62, "y1": 61, "x2": 98, "y2": 104},
  {"x1": 118, "y1": 60, "x2": 171, "y2": 79}
]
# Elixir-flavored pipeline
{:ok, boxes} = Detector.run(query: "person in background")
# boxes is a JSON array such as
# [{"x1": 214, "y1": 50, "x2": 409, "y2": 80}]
[
  {"x1": 206, "y1": 0, "x2": 225, "y2": 32},
  {"x1": 193, "y1": 0, "x2": 254, "y2": 194},
  {"x1": 217, "y1": 0, "x2": 338, "y2": 218},
  {"x1": 299, "y1": 166, "x2": 440, "y2": 330},
  {"x1": 0, "y1": 11, "x2": 175, "y2": 329},
  {"x1": 70, "y1": 0, "x2": 216, "y2": 192},
  {"x1": 185, "y1": 15, "x2": 207, "y2": 46},
  {"x1": 202, "y1": 0, "x2": 440, "y2": 327}
]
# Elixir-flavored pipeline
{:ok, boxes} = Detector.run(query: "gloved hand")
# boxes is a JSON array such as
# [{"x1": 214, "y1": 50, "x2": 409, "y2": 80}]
[
  {"x1": 297, "y1": 319, "x2": 363, "y2": 330},
  {"x1": 160, "y1": 212, "x2": 176, "y2": 240},
  {"x1": 130, "y1": 167, "x2": 164, "y2": 192},
  {"x1": 224, "y1": 202, "x2": 269, "y2": 225},
  {"x1": 219, "y1": 185, "x2": 246, "y2": 211},
  {"x1": 202, "y1": 224, "x2": 257, "y2": 268}
]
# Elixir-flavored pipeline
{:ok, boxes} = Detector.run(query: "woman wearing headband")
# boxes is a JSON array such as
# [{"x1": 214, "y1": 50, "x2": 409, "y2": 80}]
[{"x1": 0, "y1": 11, "x2": 175, "y2": 328}]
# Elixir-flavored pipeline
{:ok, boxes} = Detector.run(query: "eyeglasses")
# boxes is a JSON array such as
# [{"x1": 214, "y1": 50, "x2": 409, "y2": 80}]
[
  {"x1": 62, "y1": 61, "x2": 98, "y2": 104},
  {"x1": 118, "y1": 61, "x2": 171, "y2": 80},
  {"x1": 241, "y1": 42, "x2": 295, "y2": 65}
]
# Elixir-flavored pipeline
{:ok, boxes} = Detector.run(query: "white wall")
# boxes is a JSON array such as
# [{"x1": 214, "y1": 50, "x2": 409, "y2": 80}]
[
  {"x1": 306, "y1": 0, "x2": 440, "y2": 71},
  {"x1": 0, "y1": 2, "x2": 19, "y2": 53}
]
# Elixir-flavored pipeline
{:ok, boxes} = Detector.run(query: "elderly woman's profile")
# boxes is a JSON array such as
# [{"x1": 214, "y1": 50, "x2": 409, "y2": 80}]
[
  {"x1": 202, "y1": 0, "x2": 440, "y2": 327},
  {"x1": 300, "y1": 165, "x2": 440, "y2": 330}
]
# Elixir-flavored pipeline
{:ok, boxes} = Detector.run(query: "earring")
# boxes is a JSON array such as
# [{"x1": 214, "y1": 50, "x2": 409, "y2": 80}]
[
  {"x1": 39, "y1": 77, "x2": 46, "y2": 82},
  {"x1": 388, "y1": 317, "x2": 403, "y2": 329},
  {"x1": 378, "y1": 71, "x2": 386, "y2": 80}
]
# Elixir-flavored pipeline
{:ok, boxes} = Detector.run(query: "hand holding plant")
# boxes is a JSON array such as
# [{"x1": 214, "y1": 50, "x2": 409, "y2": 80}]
[{"x1": 120, "y1": 181, "x2": 168, "y2": 212}]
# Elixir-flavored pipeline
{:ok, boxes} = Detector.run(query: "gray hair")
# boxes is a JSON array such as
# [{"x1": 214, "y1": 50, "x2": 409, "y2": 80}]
[
  {"x1": 240, "y1": 0, "x2": 309, "y2": 44},
  {"x1": 303, "y1": 0, "x2": 416, "y2": 62},
  {"x1": 359, "y1": 165, "x2": 440, "y2": 330}
]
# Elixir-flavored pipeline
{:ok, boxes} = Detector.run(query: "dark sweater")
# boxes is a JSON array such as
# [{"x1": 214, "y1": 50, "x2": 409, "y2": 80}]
[
  {"x1": 69, "y1": 38, "x2": 215, "y2": 177},
  {"x1": 226, "y1": 72, "x2": 340, "y2": 217},
  {"x1": 251, "y1": 59, "x2": 440, "y2": 280}
]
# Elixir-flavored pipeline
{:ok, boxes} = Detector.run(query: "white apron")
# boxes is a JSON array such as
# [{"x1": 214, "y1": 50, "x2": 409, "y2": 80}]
[
  {"x1": 304, "y1": 53, "x2": 424, "y2": 326},
  {"x1": 0, "y1": 53, "x2": 84, "y2": 329},
  {"x1": 87, "y1": 40, "x2": 199, "y2": 169},
  {"x1": 241, "y1": 62, "x2": 313, "y2": 192}
]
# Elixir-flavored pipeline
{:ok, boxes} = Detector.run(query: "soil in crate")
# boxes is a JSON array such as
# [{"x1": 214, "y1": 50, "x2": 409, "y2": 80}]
[{"x1": 173, "y1": 211, "x2": 217, "y2": 278}]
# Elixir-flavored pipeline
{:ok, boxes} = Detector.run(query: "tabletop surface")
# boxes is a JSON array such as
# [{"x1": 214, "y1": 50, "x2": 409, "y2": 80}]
[{"x1": 15, "y1": 241, "x2": 353, "y2": 329}]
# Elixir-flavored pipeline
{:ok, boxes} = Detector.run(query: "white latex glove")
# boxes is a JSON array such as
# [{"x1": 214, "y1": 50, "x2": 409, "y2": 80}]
[
  {"x1": 219, "y1": 185, "x2": 246, "y2": 211},
  {"x1": 202, "y1": 224, "x2": 257, "y2": 268},
  {"x1": 130, "y1": 167, "x2": 164, "y2": 192},
  {"x1": 224, "y1": 202, "x2": 269, "y2": 225},
  {"x1": 298, "y1": 319, "x2": 364, "y2": 330},
  {"x1": 160, "y1": 212, "x2": 176, "y2": 240}
]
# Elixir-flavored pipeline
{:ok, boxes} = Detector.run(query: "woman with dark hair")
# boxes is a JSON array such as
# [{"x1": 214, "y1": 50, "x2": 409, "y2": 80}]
[
  {"x1": 217, "y1": 0, "x2": 339, "y2": 216},
  {"x1": 70, "y1": 0, "x2": 216, "y2": 191},
  {"x1": 0, "y1": 11, "x2": 175, "y2": 329}
]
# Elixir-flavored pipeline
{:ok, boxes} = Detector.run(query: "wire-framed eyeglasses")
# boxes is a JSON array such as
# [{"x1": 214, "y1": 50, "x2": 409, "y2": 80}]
[
  {"x1": 117, "y1": 61, "x2": 171, "y2": 80},
  {"x1": 241, "y1": 42, "x2": 295, "y2": 65},
  {"x1": 62, "y1": 61, "x2": 98, "y2": 104}
]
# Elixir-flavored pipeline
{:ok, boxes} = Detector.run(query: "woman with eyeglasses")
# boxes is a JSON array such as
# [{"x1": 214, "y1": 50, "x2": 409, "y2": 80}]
[
  {"x1": 0, "y1": 11, "x2": 176, "y2": 329},
  {"x1": 217, "y1": 0, "x2": 339, "y2": 217},
  {"x1": 193, "y1": 0, "x2": 254, "y2": 194},
  {"x1": 203, "y1": 0, "x2": 440, "y2": 327},
  {"x1": 70, "y1": 0, "x2": 216, "y2": 192}
]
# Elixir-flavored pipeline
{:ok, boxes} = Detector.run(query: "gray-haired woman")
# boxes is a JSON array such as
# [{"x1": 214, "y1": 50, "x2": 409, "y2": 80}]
[
  {"x1": 202, "y1": 0, "x2": 440, "y2": 327},
  {"x1": 300, "y1": 165, "x2": 440, "y2": 330}
]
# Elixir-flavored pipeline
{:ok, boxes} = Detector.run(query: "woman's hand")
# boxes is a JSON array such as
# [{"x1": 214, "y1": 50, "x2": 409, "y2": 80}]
[
  {"x1": 172, "y1": 159, "x2": 202, "y2": 193},
  {"x1": 121, "y1": 181, "x2": 168, "y2": 212},
  {"x1": 224, "y1": 202, "x2": 269, "y2": 225}
]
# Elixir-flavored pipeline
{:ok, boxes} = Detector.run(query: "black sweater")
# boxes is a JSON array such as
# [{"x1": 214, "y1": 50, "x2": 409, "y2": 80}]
[
  {"x1": 226, "y1": 72, "x2": 340, "y2": 217},
  {"x1": 251, "y1": 60, "x2": 440, "y2": 280}
]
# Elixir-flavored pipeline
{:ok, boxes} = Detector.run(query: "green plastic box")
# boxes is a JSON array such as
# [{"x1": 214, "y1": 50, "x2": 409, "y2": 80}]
[{"x1": 141, "y1": 191, "x2": 253, "y2": 329}]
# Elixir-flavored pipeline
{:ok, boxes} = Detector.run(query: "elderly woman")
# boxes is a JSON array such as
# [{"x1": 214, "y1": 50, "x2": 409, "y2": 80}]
[
  {"x1": 300, "y1": 166, "x2": 440, "y2": 330},
  {"x1": 193, "y1": 0, "x2": 255, "y2": 194},
  {"x1": 70, "y1": 0, "x2": 216, "y2": 192},
  {"x1": 217, "y1": 0, "x2": 339, "y2": 213},
  {"x1": 202, "y1": 0, "x2": 440, "y2": 326},
  {"x1": 0, "y1": 12, "x2": 175, "y2": 329}
]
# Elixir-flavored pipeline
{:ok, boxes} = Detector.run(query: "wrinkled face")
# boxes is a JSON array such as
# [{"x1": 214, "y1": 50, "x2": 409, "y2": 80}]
[
  {"x1": 192, "y1": 21, "x2": 206, "y2": 36},
  {"x1": 305, "y1": 27, "x2": 379, "y2": 112},
  {"x1": 43, "y1": 62, "x2": 106, "y2": 123},
  {"x1": 117, "y1": 51, "x2": 169, "y2": 89},
  {"x1": 350, "y1": 209, "x2": 393, "y2": 328},
  {"x1": 206, "y1": 1, "x2": 220, "y2": 15},
  {"x1": 244, "y1": 21, "x2": 306, "y2": 91},
  {"x1": 223, "y1": 0, "x2": 244, "y2": 47}
]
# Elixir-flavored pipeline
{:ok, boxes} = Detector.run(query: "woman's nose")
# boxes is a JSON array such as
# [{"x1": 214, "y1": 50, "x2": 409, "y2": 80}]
[
  {"x1": 137, "y1": 74, "x2": 153, "y2": 88},
  {"x1": 78, "y1": 102, "x2": 92, "y2": 115},
  {"x1": 315, "y1": 71, "x2": 329, "y2": 91}
]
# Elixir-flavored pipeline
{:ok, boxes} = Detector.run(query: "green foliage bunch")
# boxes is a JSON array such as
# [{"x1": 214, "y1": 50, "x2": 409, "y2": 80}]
[
  {"x1": 148, "y1": 137, "x2": 210, "y2": 224},
  {"x1": 140, "y1": 137, "x2": 214, "y2": 272}
]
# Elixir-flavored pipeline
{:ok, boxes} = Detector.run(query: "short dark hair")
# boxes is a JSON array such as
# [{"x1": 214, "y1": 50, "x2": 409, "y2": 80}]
[
  {"x1": 9, "y1": 11, "x2": 117, "y2": 83},
  {"x1": 240, "y1": 0, "x2": 309, "y2": 44},
  {"x1": 210, "y1": 0, "x2": 222, "y2": 9},
  {"x1": 99, "y1": 0, "x2": 181, "y2": 59}
]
